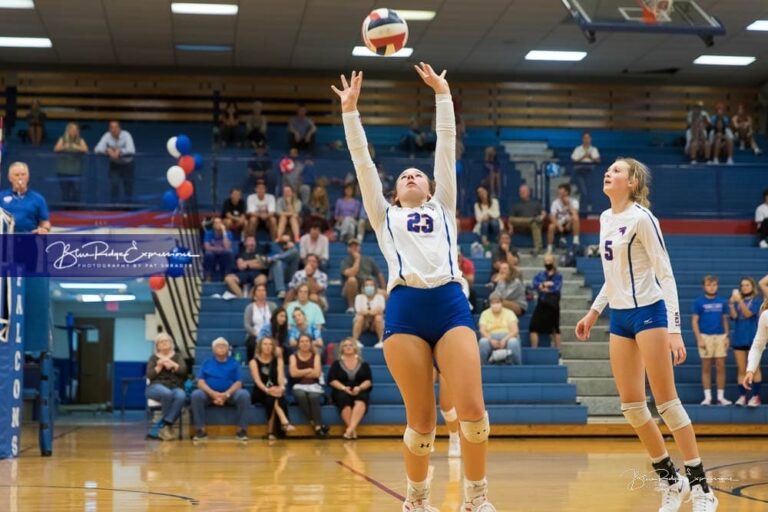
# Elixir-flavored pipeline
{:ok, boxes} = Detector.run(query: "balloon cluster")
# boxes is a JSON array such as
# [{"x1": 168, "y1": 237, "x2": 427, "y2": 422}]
[
  {"x1": 148, "y1": 246, "x2": 194, "y2": 291},
  {"x1": 162, "y1": 134, "x2": 203, "y2": 210}
]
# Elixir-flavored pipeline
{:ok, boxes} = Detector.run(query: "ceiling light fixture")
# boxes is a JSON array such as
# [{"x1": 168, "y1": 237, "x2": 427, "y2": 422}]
[
  {"x1": 396, "y1": 10, "x2": 436, "y2": 21},
  {"x1": 746, "y1": 20, "x2": 768, "y2": 31},
  {"x1": 525, "y1": 50, "x2": 587, "y2": 62},
  {"x1": 171, "y1": 3, "x2": 238, "y2": 15},
  {"x1": 0, "y1": 36, "x2": 51, "y2": 48},
  {"x1": 352, "y1": 46, "x2": 413, "y2": 58},
  {"x1": 693, "y1": 55, "x2": 755, "y2": 66},
  {"x1": 59, "y1": 283, "x2": 128, "y2": 291},
  {"x1": 175, "y1": 44, "x2": 232, "y2": 52},
  {"x1": 0, "y1": 0, "x2": 35, "y2": 8},
  {"x1": 104, "y1": 294, "x2": 136, "y2": 302}
]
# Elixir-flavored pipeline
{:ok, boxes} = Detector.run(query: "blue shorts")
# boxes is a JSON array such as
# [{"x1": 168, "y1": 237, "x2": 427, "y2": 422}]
[
  {"x1": 384, "y1": 282, "x2": 476, "y2": 348},
  {"x1": 609, "y1": 300, "x2": 668, "y2": 339}
]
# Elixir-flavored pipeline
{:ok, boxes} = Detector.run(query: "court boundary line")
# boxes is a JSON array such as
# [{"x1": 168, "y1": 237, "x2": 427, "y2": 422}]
[
  {"x1": 336, "y1": 460, "x2": 405, "y2": 501},
  {"x1": 707, "y1": 458, "x2": 768, "y2": 504},
  {"x1": 0, "y1": 484, "x2": 200, "y2": 505}
]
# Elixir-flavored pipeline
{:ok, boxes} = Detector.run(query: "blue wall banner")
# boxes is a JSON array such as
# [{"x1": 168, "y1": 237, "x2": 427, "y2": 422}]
[{"x1": 0, "y1": 275, "x2": 24, "y2": 459}]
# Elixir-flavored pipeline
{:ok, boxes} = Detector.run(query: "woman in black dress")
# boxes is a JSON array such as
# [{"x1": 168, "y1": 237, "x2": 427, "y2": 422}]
[
  {"x1": 249, "y1": 336, "x2": 294, "y2": 439},
  {"x1": 327, "y1": 338, "x2": 373, "y2": 440}
]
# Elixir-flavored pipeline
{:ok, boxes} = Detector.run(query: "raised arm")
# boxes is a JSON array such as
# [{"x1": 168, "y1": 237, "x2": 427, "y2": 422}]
[{"x1": 332, "y1": 71, "x2": 388, "y2": 231}]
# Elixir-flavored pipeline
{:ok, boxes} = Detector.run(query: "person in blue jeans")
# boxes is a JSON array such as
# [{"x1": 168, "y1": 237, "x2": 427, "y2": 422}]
[
  {"x1": 146, "y1": 333, "x2": 187, "y2": 441},
  {"x1": 203, "y1": 217, "x2": 234, "y2": 282},
  {"x1": 190, "y1": 337, "x2": 251, "y2": 441},
  {"x1": 692, "y1": 275, "x2": 731, "y2": 405},
  {"x1": 728, "y1": 277, "x2": 764, "y2": 406}
]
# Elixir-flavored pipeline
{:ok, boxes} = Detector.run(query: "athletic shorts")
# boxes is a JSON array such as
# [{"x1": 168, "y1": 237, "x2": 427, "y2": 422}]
[
  {"x1": 699, "y1": 334, "x2": 728, "y2": 359},
  {"x1": 383, "y1": 282, "x2": 476, "y2": 348},
  {"x1": 609, "y1": 300, "x2": 667, "y2": 339},
  {"x1": 235, "y1": 269, "x2": 263, "y2": 284}
]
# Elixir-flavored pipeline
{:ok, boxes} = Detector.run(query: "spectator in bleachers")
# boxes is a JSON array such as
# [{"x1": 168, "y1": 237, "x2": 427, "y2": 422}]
[
  {"x1": 328, "y1": 338, "x2": 373, "y2": 439},
  {"x1": 352, "y1": 278, "x2": 386, "y2": 347},
  {"x1": 491, "y1": 231, "x2": 519, "y2": 277},
  {"x1": 190, "y1": 337, "x2": 251, "y2": 442},
  {"x1": 288, "y1": 308, "x2": 324, "y2": 354},
  {"x1": 26, "y1": 99, "x2": 46, "y2": 146},
  {"x1": 249, "y1": 336, "x2": 294, "y2": 440},
  {"x1": 246, "y1": 180, "x2": 277, "y2": 239},
  {"x1": 259, "y1": 307, "x2": 290, "y2": 356},
  {"x1": 729, "y1": 277, "x2": 763, "y2": 407},
  {"x1": 483, "y1": 146, "x2": 501, "y2": 198},
  {"x1": 570, "y1": 131, "x2": 600, "y2": 212},
  {"x1": 94, "y1": 120, "x2": 135, "y2": 203},
  {"x1": 288, "y1": 333, "x2": 329, "y2": 438},
  {"x1": 708, "y1": 103, "x2": 734, "y2": 165},
  {"x1": 271, "y1": 234, "x2": 301, "y2": 294},
  {"x1": 223, "y1": 235, "x2": 269, "y2": 296},
  {"x1": 221, "y1": 187, "x2": 247, "y2": 233},
  {"x1": 401, "y1": 118, "x2": 430, "y2": 158},
  {"x1": 732, "y1": 104, "x2": 762, "y2": 155},
  {"x1": 286, "y1": 254, "x2": 328, "y2": 309},
  {"x1": 53, "y1": 122, "x2": 88, "y2": 204},
  {"x1": 477, "y1": 292, "x2": 522, "y2": 364},
  {"x1": 508, "y1": 184, "x2": 546, "y2": 256},
  {"x1": 145, "y1": 333, "x2": 187, "y2": 441},
  {"x1": 473, "y1": 185, "x2": 501, "y2": 245},
  {"x1": 457, "y1": 248, "x2": 478, "y2": 312},
  {"x1": 282, "y1": 148, "x2": 312, "y2": 205},
  {"x1": 203, "y1": 217, "x2": 234, "y2": 282},
  {"x1": 305, "y1": 182, "x2": 331, "y2": 232},
  {"x1": 218, "y1": 101, "x2": 241, "y2": 148},
  {"x1": 547, "y1": 183, "x2": 580, "y2": 253},
  {"x1": 743, "y1": 287, "x2": 768, "y2": 405},
  {"x1": 692, "y1": 275, "x2": 731, "y2": 405},
  {"x1": 286, "y1": 283, "x2": 326, "y2": 329},
  {"x1": 756, "y1": 189, "x2": 768, "y2": 249},
  {"x1": 299, "y1": 223, "x2": 329, "y2": 271},
  {"x1": 491, "y1": 261, "x2": 527, "y2": 317},
  {"x1": 335, "y1": 183, "x2": 362, "y2": 243},
  {"x1": 245, "y1": 100, "x2": 268, "y2": 149},
  {"x1": 357, "y1": 204, "x2": 374, "y2": 243},
  {"x1": 275, "y1": 184, "x2": 302, "y2": 242},
  {"x1": 288, "y1": 104, "x2": 316, "y2": 153},
  {"x1": 686, "y1": 100, "x2": 711, "y2": 164},
  {"x1": 244, "y1": 283, "x2": 278, "y2": 361},
  {"x1": 528, "y1": 254, "x2": 562, "y2": 351},
  {"x1": 341, "y1": 239, "x2": 386, "y2": 314},
  {"x1": 246, "y1": 141, "x2": 275, "y2": 194},
  {"x1": 0, "y1": 162, "x2": 51, "y2": 234}
]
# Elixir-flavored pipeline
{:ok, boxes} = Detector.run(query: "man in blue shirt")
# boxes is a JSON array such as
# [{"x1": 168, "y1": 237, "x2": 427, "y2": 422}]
[
  {"x1": 0, "y1": 162, "x2": 51, "y2": 234},
  {"x1": 203, "y1": 217, "x2": 234, "y2": 282},
  {"x1": 94, "y1": 120, "x2": 136, "y2": 203},
  {"x1": 190, "y1": 337, "x2": 250, "y2": 441},
  {"x1": 692, "y1": 275, "x2": 731, "y2": 405}
]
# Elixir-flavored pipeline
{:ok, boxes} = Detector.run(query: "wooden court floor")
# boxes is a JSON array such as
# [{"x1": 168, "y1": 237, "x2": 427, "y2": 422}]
[{"x1": 4, "y1": 424, "x2": 768, "y2": 511}]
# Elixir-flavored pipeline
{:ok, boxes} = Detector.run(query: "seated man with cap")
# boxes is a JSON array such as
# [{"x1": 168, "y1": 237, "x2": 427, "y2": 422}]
[{"x1": 190, "y1": 337, "x2": 251, "y2": 442}]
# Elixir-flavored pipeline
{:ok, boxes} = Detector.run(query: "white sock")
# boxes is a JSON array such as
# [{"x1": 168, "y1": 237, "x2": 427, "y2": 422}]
[
  {"x1": 547, "y1": 244, "x2": 553, "y2": 252},
  {"x1": 407, "y1": 478, "x2": 429, "y2": 501},
  {"x1": 684, "y1": 457, "x2": 701, "y2": 467},
  {"x1": 449, "y1": 431, "x2": 459, "y2": 441},
  {"x1": 573, "y1": 235, "x2": 580, "y2": 244},
  {"x1": 717, "y1": 389, "x2": 725, "y2": 401},
  {"x1": 463, "y1": 477, "x2": 488, "y2": 501},
  {"x1": 703, "y1": 389, "x2": 712, "y2": 401},
  {"x1": 651, "y1": 452, "x2": 670, "y2": 464}
]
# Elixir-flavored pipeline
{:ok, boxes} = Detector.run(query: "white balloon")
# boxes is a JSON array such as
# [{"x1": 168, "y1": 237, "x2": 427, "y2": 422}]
[
  {"x1": 167, "y1": 136, "x2": 181, "y2": 158},
  {"x1": 166, "y1": 166, "x2": 186, "y2": 188}
]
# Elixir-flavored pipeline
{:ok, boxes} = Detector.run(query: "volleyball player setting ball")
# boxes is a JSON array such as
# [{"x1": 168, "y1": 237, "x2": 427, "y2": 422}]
[
  {"x1": 332, "y1": 65, "x2": 495, "y2": 512},
  {"x1": 575, "y1": 159, "x2": 718, "y2": 511}
]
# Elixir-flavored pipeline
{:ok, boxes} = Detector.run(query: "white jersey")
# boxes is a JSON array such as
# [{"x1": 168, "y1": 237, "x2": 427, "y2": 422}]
[
  {"x1": 591, "y1": 203, "x2": 681, "y2": 333},
  {"x1": 342, "y1": 93, "x2": 460, "y2": 292},
  {"x1": 747, "y1": 310, "x2": 768, "y2": 373}
]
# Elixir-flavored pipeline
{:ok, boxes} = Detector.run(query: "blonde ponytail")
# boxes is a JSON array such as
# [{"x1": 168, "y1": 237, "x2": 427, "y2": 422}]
[{"x1": 616, "y1": 157, "x2": 651, "y2": 208}]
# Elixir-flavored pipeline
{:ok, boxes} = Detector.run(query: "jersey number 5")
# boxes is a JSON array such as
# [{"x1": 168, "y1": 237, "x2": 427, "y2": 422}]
[
  {"x1": 604, "y1": 239, "x2": 614, "y2": 261},
  {"x1": 406, "y1": 213, "x2": 434, "y2": 233}
]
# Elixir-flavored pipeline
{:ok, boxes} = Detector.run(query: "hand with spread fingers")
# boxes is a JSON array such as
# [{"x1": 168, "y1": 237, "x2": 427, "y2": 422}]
[
  {"x1": 331, "y1": 70, "x2": 363, "y2": 114},
  {"x1": 414, "y1": 61, "x2": 450, "y2": 95}
]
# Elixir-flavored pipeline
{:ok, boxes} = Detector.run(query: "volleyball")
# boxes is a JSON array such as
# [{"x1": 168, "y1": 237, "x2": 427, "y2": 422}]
[
  {"x1": 362, "y1": 8, "x2": 408, "y2": 56},
  {"x1": 279, "y1": 157, "x2": 295, "y2": 174}
]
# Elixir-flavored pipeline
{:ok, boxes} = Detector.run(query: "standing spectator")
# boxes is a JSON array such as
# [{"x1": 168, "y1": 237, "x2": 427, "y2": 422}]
[
  {"x1": 288, "y1": 334, "x2": 328, "y2": 438},
  {"x1": 286, "y1": 284, "x2": 326, "y2": 329},
  {"x1": 26, "y1": 99, "x2": 46, "y2": 146},
  {"x1": 203, "y1": 217, "x2": 234, "y2": 282},
  {"x1": 477, "y1": 292, "x2": 522, "y2": 365},
  {"x1": 246, "y1": 141, "x2": 275, "y2": 194},
  {"x1": 249, "y1": 336, "x2": 294, "y2": 440},
  {"x1": 53, "y1": 122, "x2": 88, "y2": 203},
  {"x1": 729, "y1": 277, "x2": 763, "y2": 407},
  {"x1": 245, "y1": 100, "x2": 268, "y2": 148},
  {"x1": 491, "y1": 262, "x2": 527, "y2": 317},
  {"x1": 0, "y1": 162, "x2": 51, "y2": 233},
  {"x1": 221, "y1": 187, "x2": 247, "y2": 233},
  {"x1": 288, "y1": 104, "x2": 316, "y2": 153},
  {"x1": 692, "y1": 275, "x2": 731, "y2": 405},
  {"x1": 352, "y1": 278, "x2": 386, "y2": 346},
  {"x1": 286, "y1": 254, "x2": 328, "y2": 309},
  {"x1": 340, "y1": 239, "x2": 386, "y2": 314},
  {"x1": 732, "y1": 104, "x2": 762, "y2": 155},
  {"x1": 275, "y1": 184, "x2": 302, "y2": 242},
  {"x1": 145, "y1": 333, "x2": 187, "y2": 441},
  {"x1": 686, "y1": 100, "x2": 711, "y2": 164},
  {"x1": 491, "y1": 231, "x2": 519, "y2": 277},
  {"x1": 218, "y1": 101, "x2": 241, "y2": 148},
  {"x1": 508, "y1": 184, "x2": 546, "y2": 256},
  {"x1": 334, "y1": 184, "x2": 362, "y2": 242},
  {"x1": 708, "y1": 103, "x2": 735, "y2": 165},
  {"x1": 528, "y1": 254, "x2": 563, "y2": 350},
  {"x1": 94, "y1": 120, "x2": 135, "y2": 203},
  {"x1": 224, "y1": 235, "x2": 285, "y2": 298},
  {"x1": 288, "y1": 308, "x2": 324, "y2": 353},
  {"x1": 243, "y1": 283, "x2": 278, "y2": 361},
  {"x1": 327, "y1": 339, "x2": 373, "y2": 439},
  {"x1": 259, "y1": 307, "x2": 290, "y2": 357},
  {"x1": 305, "y1": 183, "x2": 331, "y2": 232},
  {"x1": 483, "y1": 146, "x2": 501, "y2": 198},
  {"x1": 756, "y1": 189, "x2": 768, "y2": 249},
  {"x1": 473, "y1": 185, "x2": 501, "y2": 245},
  {"x1": 299, "y1": 223, "x2": 329, "y2": 270},
  {"x1": 246, "y1": 180, "x2": 277, "y2": 239},
  {"x1": 570, "y1": 131, "x2": 600, "y2": 212},
  {"x1": 547, "y1": 183, "x2": 580, "y2": 253},
  {"x1": 190, "y1": 337, "x2": 251, "y2": 442}
]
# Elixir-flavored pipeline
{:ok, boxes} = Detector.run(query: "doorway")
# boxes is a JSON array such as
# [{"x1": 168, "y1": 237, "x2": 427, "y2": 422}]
[{"x1": 75, "y1": 317, "x2": 114, "y2": 406}]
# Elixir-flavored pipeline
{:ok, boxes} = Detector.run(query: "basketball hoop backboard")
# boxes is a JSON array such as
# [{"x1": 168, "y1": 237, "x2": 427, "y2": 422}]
[{"x1": 561, "y1": 0, "x2": 726, "y2": 46}]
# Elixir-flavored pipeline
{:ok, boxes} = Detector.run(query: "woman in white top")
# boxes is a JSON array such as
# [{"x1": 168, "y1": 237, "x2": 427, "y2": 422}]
[
  {"x1": 473, "y1": 185, "x2": 501, "y2": 245},
  {"x1": 575, "y1": 158, "x2": 718, "y2": 511},
  {"x1": 332, "y1": 64, "x2": 495, "y2": 512}
]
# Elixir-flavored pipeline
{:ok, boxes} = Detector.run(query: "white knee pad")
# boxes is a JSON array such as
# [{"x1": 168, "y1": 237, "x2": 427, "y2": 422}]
[
  {"x1": 621, "y1": 401, "x2": 652, "y2": 428},
  {"x1": 440, "y1": 408, "x2": 457, "y2": 423},
  {"x1": 403, "y1": 426, "x2": 436, "y2": 456},
  {"x1": 657, "y1": 399, "x2": 691, "y2": 432},
  {"x1": 459, "y1": 411, "x2": 490, "y2": 444}
]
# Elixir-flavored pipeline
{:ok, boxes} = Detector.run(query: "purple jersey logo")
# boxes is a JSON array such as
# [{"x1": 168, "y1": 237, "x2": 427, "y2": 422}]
[{"x1": 618, "y1": 226, "x2": 627, "y2": 236}]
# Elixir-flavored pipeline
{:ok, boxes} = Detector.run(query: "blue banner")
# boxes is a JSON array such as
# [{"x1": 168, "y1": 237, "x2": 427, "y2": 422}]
[{"x1": 0, "y1": 275, "x2": 24, "y2": 459}]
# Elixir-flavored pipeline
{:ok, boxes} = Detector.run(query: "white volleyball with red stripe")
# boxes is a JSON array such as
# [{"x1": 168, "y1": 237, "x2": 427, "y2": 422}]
[{"x1": 362, "y1": 8, "x2": 408, "y2": 56}]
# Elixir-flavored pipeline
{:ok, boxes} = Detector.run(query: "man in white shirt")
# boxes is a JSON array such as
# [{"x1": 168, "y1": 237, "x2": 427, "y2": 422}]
[
  {"x1": 757, "y1": 188, "x2": 768, "y2": 249},
  {"x1": 94, "y1": 120, "x2": 135, "y2": 203},
  {"x1": 547, "y1": 184, "x2": 580, "y2": 253},
  {"x1": 246, "y1": 180, "x2": 276, "y2": 239},
  {"x1": 299, "y1": 223, "x2": 329, "y2": 270},
  {"x1": 570, "y1": 131, "x2": 600, "y2": 214},
  {"x1": 353, "y1": 278, "x2": 386, "y2": 347}
]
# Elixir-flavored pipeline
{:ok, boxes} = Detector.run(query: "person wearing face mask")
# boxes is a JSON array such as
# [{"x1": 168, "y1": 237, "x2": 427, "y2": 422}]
[
  {"x1": 529, "y1": 255, "x2": 563, "y2": 351},
  {"x1": 353, "y1": 278, "x2": 386, "y2": 347},
  {"x1": 477, "y1": 293, "x2": 522, "y2": 365}
]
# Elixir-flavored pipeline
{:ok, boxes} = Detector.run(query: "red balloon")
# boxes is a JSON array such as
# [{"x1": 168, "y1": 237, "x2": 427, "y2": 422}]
[
  {"x1": 179, "y1": 155, "x2": 195, "y2": 175},
  {"x1": 149, "y1": 275, "x2": 166, "y2": 291},
  {"x1": 176, "y1": 181, "x2": 194, "y2": 200}
]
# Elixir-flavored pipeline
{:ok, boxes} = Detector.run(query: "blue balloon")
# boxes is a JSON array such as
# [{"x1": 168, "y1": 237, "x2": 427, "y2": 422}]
[
  {"x1": 193, "y1": 153, "x2": 203, "y2": 170},
  {"x1": 166, "y1": 264, "x2": 185, "y2": 278},
  {"x1": 161, "y1": 190, "x2": 179, "y2": 210},
  {"x1": 169, "y1": 246, "x2": 193, "y2": 266},
  {"x1": 175, "y1": 134, "x2": 192, "y2": 155}
]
